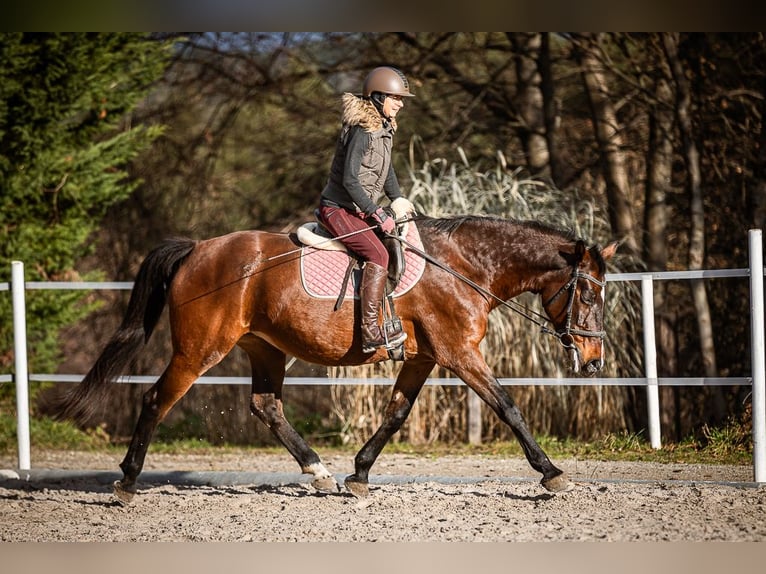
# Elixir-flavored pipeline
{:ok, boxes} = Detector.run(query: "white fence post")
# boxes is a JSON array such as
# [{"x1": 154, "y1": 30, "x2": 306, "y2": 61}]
[
  {"x1": 748, "y1": 230, "x2": 765, "y2": 483},
  {"x1": 11, "y1": 261, "x2": 31, "y2": 470},
  {"x1": 467, "y1": 391, "x2": 482, "y2": 444},
  {"x1": 642, "y1": 274, "x2": 662, "y2": 449}
]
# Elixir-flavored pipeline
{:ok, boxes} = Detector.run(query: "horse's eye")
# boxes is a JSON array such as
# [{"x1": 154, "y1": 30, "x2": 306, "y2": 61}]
[{"x1": 581, "y1": 289, "x2": 596, "y2": 305}]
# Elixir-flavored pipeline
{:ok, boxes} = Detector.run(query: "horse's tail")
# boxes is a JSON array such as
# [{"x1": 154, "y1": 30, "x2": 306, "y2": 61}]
[{"x1": 53, "y1": 238, "x2": 197, "y2": 424}]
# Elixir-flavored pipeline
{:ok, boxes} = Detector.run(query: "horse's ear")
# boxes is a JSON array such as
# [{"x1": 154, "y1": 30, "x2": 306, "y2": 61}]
[
  {"x1": 600, "y1": 241, "x2": 618, "y2": 261},
  {"x1": 575, "y1": 240, "x2": 587, "y2": 260},
  {"x1": 559, "y1": 240, "x2": 587, "y2": 266}
]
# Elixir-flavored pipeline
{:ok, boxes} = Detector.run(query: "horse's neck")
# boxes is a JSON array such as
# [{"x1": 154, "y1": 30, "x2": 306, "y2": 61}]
[
  {"x1": 466, "y1": 232, "x2": 566, "y2": 300},
  {"x1": 501, "y1": 258, "x2": 564, "y2": 300},
  {"x1": 421, "y1": 218, "x2": 568, "y2": 299}
]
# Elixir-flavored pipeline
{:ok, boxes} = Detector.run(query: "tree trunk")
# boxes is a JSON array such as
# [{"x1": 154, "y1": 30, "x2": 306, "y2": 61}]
[
  {"x1": 508, "y1": 33, "x2": 549, "y2": 177},
  {"x1": 644, "y1": 80, "x2": 673, "y2": 271},
  {"x1": 662, "y1": 33, "x2": 724, "y2": 423},
  {"x1": 538, "y1": 32, "x2": 565, "y2": 188},
  {"x1": 574, "y1": 33, "x2": 640, "y2": 257},
  {"x1": 751, "y1": 77, "x2": 766, "y2": 232},
  {"x1": 644, "y1": 47, "x2": 680, "y2": 437}
]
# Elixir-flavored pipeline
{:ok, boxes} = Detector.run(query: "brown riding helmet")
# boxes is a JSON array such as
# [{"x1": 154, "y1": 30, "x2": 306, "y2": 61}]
[{"x1": 362, "y1": 66, "x2": 415, "y2": 98}]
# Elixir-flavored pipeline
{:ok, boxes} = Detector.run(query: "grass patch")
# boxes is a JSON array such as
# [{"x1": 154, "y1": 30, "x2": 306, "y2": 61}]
[
  {"x1": 0, "y1": 412, "x2": 111, "y2": 452},
  {"x1": 148, "y1": 438, "x2": 216, "y2": 452},
  {"x1": 0, "y1": 413, "x2": 753, "y2": 467},
  {"x1": 333, "y1": 425, "x2": 753, "y2": 466}
]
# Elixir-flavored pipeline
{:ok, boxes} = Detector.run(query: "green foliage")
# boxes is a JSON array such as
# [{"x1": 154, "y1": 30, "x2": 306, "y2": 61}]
[
  {"x1": 94, "y1": 430, "x2": 753, "y2": 466},
  {"x1": 563, "y1": 422, "x2": 753, "y2": 465},
  {"x1": 0, "y1": 410, "x2": 110, "y2": 452},
  {"x1": 284, "y1": 404, "x2": 344, "y2": 445},
  {"x1": 154, "y1": 413, "x2": 208, "y2": 444},
  {"x1": 147, "y1": 438, "x2": 215, "y2": 452},
  {"x1": 601, "y1": 430, "x2": 648, "y2": 453},
  {"x1": 0, "y1": 408, "x2": 749, "y2": 465},
  {"x1": 380, "y1": 424, "x2": 752, "y2": 466},
  {"x1": 0, "y1": 34, "x2": 171, "y2": 403},
  {"x1": 699, "y1": 418, "x2": 753, "y2": 459}
]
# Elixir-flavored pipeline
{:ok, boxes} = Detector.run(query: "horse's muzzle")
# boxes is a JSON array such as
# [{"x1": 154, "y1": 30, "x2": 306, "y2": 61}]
[{"x1": 566, "y1": 342, "x2": 604, "y2": 375}]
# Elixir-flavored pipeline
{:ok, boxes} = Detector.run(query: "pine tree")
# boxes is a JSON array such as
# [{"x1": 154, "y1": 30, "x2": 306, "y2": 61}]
[{"x1": 0, "y1": 33, "x2": 170, "y2": 392}]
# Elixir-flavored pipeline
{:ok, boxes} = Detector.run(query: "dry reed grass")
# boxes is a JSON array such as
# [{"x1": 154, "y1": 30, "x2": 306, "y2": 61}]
[{"x1": 330, "y1": 148, "x2": 643, "y2": 443}]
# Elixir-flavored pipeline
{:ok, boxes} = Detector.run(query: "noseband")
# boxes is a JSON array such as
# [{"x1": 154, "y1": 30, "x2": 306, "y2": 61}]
[{"x1": 542, "y1": 268, "x2": 606, "y2": 349}]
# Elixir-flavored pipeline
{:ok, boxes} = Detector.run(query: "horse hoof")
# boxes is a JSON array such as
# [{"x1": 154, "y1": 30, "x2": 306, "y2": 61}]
[
  {"x1": 312, "y1": 475, "x2": 340, "y2": 493},
  {"x1": 113, "y1": 480, "x2": 136, "y2": 504},
  {"x1": 344, "y1": 476, "x2": 370, "y2": 498},
  {"x1": 541, "y1": 473, "x2": 574, "y2": 493}
]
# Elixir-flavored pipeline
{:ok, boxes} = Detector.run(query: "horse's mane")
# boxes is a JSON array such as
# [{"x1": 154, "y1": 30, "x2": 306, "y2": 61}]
[
  {"x1": 414, "y1": 214, "x2": 607, "y2": 273},
  {"x1": 415, "y1": 214, "x2": 577, "y2": 241}
]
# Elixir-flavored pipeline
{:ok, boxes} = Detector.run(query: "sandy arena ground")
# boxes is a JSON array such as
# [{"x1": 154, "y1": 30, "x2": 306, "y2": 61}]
[{"x1": 1, "y1": 449, "x2": 764, "y2": 542}]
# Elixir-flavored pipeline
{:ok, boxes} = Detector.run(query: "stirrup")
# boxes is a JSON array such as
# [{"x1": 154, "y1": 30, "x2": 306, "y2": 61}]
[
  {"x1": 384, "y1": 325, "x2": 407, "y2": 361},
  {"x1": 383, "y1": 317, "x2": 407, "y2": 348},
  {"x1": 382, "y1": 295, "x2": 406, "y2": 360},
  {"x1": 383, "y1": 326, "x2": 407, "y2": 349},
  {"x1": 361, "y1": 327, "x2": 406, "y2": 354}
]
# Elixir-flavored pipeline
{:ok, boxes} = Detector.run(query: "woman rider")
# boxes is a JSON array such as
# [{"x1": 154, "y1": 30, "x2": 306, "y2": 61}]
[{"x1": 318, "y1": 66, "x2": 415, "y2": 353}]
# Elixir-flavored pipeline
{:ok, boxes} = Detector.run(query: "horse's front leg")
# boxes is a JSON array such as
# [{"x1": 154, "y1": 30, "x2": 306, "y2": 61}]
[
  {"x1": 344, "y1": 358, "x2": 435, "y2": 498},
  {"x1": 449, "y1": 351, "x2": 573, "y2": 493},
  {"x1": 250, "y1": 392, "x2": 338, "y2": 492}
]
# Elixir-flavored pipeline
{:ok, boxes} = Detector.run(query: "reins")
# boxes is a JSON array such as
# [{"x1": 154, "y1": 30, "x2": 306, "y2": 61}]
[
  {"x1": 386, "y1": 220, "x2": 606, "y2": 347},
  {"x1": 389, "y1": 232, "x2": 550, "y2": 328}
]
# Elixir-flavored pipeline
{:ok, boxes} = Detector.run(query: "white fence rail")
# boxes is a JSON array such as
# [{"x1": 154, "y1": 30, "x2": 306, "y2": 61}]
[{"x1": 2, "y1": 230, "x2": 765, "y2": 483}]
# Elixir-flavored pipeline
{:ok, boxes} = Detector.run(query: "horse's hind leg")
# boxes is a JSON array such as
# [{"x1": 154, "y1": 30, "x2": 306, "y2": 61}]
[
  {"x1": 242, "y1": 336, "x2": 338, "y2": 492},
  {"x1": 344, "y1": 358, "x2": 435, "y2": 498},
  {"x1": 114, "y1": 357, "x2": 200, "y2": 503}
]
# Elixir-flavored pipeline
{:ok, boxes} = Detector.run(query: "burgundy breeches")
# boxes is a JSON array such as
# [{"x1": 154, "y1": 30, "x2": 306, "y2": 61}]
[{"x1": 317, "y1": 205, "x2": 389, "y2": 268}]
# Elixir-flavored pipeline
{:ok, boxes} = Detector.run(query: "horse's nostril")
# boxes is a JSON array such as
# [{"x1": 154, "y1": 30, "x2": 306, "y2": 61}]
[{"x1": 585, "y1": 359, "x2": 603, "y2": 373}]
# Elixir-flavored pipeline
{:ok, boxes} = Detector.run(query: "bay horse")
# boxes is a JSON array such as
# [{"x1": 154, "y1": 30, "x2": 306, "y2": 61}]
[{"x1": 56, "y1": 215, "x2": 617, "y2": 503}]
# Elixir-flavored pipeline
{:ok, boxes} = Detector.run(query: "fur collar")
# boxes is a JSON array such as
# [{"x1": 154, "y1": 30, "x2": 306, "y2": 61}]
[{"x1": 341, "y1": 92, "x2": 397, "y2": 133}]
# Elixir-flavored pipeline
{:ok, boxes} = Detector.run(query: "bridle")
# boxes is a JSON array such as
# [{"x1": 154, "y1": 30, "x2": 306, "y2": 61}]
[
  {"x1": 540, "y1": 268, "x2": 606, "y2": 349},
  {"x1": 390, "y1": 228, "x2": 607, "y2": 350}
]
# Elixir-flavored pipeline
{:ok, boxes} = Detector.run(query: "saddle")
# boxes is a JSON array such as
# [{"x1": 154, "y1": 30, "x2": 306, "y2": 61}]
[
  {"x1": 295, "y1": 201, "x2": 419, "y2": 361},
  {"x1": 297, "y1": 209, "x2": 407, "y2": 296}
]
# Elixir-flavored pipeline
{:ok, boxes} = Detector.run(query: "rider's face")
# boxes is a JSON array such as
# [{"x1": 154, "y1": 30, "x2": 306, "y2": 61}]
[{"x1": 383, "y1": 94, "x2": 404, "y2": 119}]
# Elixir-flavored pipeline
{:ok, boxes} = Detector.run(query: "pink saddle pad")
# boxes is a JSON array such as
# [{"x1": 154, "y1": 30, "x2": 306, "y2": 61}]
[{"x1": 300, "y1": 223, "x2": 426, "y2": 299}]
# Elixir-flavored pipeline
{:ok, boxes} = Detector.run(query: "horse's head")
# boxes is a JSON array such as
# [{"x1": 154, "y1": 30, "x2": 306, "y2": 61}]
[{"x1": 542, "y1": 240, "x2": 618, "y2": 375}]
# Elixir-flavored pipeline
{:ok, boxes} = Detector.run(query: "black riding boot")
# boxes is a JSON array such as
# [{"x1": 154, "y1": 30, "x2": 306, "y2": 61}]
[{"x1": 360, "y1": 262, "x2": 407, "y2": 353}]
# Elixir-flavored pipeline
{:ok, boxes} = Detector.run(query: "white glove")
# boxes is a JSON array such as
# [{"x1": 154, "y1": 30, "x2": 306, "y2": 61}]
[{"x1": 391, "y1": 197, "x2": 417, "y2": 220}]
